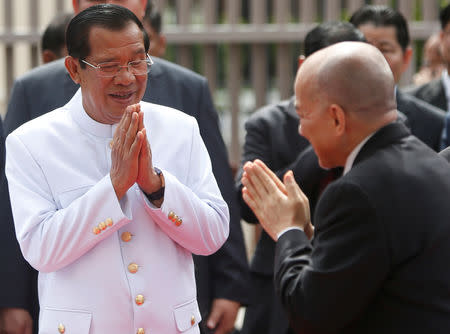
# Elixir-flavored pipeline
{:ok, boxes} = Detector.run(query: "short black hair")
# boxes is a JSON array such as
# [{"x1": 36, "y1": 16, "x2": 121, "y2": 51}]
[
  {"x1": 304, "y1": 21, "x2": 366, "y2": 57},
  {"x1": 349, "y1": 5, "x2": 410, "y2": 51},
  {"x1": 66, "y1": 4, "x2": 149, "y2": 67},
  {"x1": 41, "y1": 13, "x2": 73, "y2": 56},
  {"x1": 143, "y1": 0, "x2": 162, "y2": 34},
  {"x1": 440, "y1": 4, "x2": 450, "y2": 30}
]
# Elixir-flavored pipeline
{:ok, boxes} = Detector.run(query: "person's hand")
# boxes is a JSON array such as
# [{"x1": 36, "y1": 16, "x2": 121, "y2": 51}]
[
  {"x1": 135, "y1": 110, "x2": 162, "y2": 197},
  {"x1": 206, "y1": 299, "x2": 240, "y2": 334},
  {"x1": 0, "y1": 308, "x2": 33, "y2": 334},
  {"x1": 241, "y1": 159, "x2": 312, "y2": 241},
  {"x1": 110, "y1": 104, "x2": 144, "y2": 200}
]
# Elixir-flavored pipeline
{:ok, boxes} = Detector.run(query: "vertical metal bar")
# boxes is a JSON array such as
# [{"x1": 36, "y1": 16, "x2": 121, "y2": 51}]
[
  {"x1": 202, "y1": 0, "x2": 218, "y2": 94},
  {"x1": 275, "y1": 0, "x2": 292, "y2": 100},
  {"x1": 422, "y1": 1, "x2": 438, "y2": 21},
  {"x1": 226, "y1": 0, "x2": 241, "y2": 164},
  {"x1": 5, "y1": 0, "x2": 14, "y2": 99},
  {"x1": 347, "y1": 0, "x2": 364, "y2": 16},
  {"x1": 176, "y1": 0, "x2": 193, "y2": 69},
  {"x1": 29, "y1": 0, "x2": 39, "y2": 68},
  {"x1": 324, "y1": 0, "x2": 340, "y2": 22},
  {"x1": 250, "y1": 0, "x2": 267, "y2": 109},
  {"x1": 299, "y1": 0, "x2": 317, "y2": 23}
]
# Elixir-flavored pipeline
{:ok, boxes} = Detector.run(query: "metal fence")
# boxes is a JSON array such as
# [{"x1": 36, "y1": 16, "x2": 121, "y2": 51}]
[{"x1": 0, "y1": 0, "x2": 446, "y2": 163}]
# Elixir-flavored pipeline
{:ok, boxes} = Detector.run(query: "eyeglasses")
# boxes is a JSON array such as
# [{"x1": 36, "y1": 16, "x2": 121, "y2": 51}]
[{"x1": 80, "y1": 54, "x2": 153, "y2": 77}]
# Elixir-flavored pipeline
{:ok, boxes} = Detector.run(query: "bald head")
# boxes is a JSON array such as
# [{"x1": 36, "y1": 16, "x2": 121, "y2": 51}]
[
  {"x1": 295, "y1": 42, "x2": 398, "y2": 168},
  {"x1": 298, "y1": 41, "x2": 396, "y2": 117}
]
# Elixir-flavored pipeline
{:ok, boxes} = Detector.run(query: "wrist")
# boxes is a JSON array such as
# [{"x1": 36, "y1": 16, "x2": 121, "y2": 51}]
[{"x1": 143, "y1": 167, "x2": 165, "y2": 205}]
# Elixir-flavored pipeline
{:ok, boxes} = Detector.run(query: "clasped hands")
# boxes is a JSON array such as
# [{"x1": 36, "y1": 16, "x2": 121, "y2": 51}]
[
  {"x1": 110, "y1": 104, "x2": 162, "y2": 205},
  {"x1": 241, "y1": 159, "x2": 314, "y2": 241}
]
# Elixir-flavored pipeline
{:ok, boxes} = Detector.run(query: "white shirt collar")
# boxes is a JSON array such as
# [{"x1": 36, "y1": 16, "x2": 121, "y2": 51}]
[
  {"x1": 442, "y1": 70, "x2": 450, "y2": 112},
  {"x1": 343, "y1": 132, "x2": 375, "y2": 175},
  {"x1": 68, "y1": 88, "x2": 118, "y2": 138}
]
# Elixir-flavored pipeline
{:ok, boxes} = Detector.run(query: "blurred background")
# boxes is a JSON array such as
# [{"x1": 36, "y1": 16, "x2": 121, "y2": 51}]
[{"x1": 0, "y1": 0, "x2": 448, "y2": 166}]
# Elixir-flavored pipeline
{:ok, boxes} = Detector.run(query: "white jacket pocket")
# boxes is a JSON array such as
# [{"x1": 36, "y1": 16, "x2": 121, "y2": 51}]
[
  {"x1": 173, "y1": 298, "x2": 202, "y2": 332},
  {"x1": 40, "y1": 307, "x2": 92, "y2": 334}
]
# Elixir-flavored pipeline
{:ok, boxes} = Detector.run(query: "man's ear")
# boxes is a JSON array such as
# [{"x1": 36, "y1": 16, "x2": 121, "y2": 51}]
[
  {"x1": 401, "y1": 46, "x2": 413, "y2": 74},
  {"x1": 298, "y1": 55, "x2": 305, "y2": 68},
  {"x1": 42, "y1": 50, "x2": 57, "y2": 64},
  {"x1": 72, "y1": 0, "x2": 80, "y2": 14},
  {"x1": 65, "y1": 56, "x2": 81, "y2": 84},
  {"x1": 329, "y1": 104, "x2": 346, "y2": 136}
]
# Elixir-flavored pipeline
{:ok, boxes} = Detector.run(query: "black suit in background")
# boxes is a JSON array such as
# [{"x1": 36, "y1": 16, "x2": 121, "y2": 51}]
[
  {"x1": 396, "y1": 89, "x2": 445, "y2": 151},
  {"x1": 406, "y1": 78, "x2": 447, "y2": 112},
  {"x1": 275, "y1": 122, "x2": 450, "y2": 333},
  {"x1": 236, "y1": 98, "x2": 332, "y2": 334},
  {"x1": 1, "y1": 57, "x2": 250, "y2": 334}
]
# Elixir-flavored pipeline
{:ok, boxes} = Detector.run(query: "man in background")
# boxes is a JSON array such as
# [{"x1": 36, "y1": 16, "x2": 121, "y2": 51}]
[
  {"x1": 350, "y1": 4, "x2": 445, "y2": 152},
  {"x1": 0, "y1": 1, "x2": 249, "y2": 333},
  {"x1": 142, "y1": 0, "x2": 166, "y2": 58},
  {"x1": 41, "y1": 12, "x2": 72, "y2": 64}
]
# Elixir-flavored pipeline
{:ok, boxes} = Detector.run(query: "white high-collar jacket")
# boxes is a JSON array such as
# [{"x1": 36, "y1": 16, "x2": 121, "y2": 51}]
[{"x1": 5, "y1": 89, "x2": 229, "y2": 334}]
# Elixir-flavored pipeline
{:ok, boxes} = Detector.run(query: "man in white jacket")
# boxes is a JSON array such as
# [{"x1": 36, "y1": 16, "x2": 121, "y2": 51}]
[{"x1": 5, "y1": 5, "x2": 229, "y2": 334}]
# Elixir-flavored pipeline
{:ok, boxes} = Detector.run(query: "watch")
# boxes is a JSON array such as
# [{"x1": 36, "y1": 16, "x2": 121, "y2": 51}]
[{"x1": 145, "y1": 167, "x2": 165, "y2": 201}]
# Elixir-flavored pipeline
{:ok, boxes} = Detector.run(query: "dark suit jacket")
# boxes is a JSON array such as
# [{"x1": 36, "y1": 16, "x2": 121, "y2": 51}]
[
  {"x1": 396, "y1": 90, "x2": 444, "y2": 151},
  {"x1": 2, "y1": 57, "x2": 250, "y2": 333},
  {"x1": 406, "y1": 78, "x2": 447, "y2": 112},
  {"x1": 275, "y1": 122, "x2": 450, "y2": 333},
  {"x1": 236, "y1": 98, "x2": 331, "y2": 334}
]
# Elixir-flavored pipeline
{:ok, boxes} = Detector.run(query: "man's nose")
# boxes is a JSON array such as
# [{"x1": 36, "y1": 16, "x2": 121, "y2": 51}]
[{"x1": 114, "y1": 66, "x2": 135, "y2": 85}]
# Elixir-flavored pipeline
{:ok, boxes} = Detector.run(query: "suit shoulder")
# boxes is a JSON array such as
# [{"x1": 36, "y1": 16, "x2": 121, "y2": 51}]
[
  {"x1": 399, "y1": 91, "x2": 445, "y2": 120},
  {"x1": 153, "y1": 57, "x2": 206, "y2": 83},
  {"x1": 406, "y1": 78, "x2": 442, "y2": 98},
  {"x1": 247, "y1": 99, "x2": 295, "y2": 125},
  {"x1": 14, "y1": 59, "x2": 67, "y2": 85}
]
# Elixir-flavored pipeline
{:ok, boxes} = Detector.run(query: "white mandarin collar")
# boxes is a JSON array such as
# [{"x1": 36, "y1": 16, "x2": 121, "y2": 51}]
[
  {"x1": 442, "y1": 70, "x2": 450, "y2": 112},
  {"x1": 343, "y1": 132, "x2": 375, "y2": 175},
  {"x1": 68, "y1": 89, "x2": 118, "y2": 138}
]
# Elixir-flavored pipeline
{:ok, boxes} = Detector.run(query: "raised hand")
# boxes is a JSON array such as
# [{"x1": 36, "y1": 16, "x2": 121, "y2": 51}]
[
  {"x1": 241, "y1": 159, "x2": 313, "y2": 241},
  {"x1": 135, "y1": 110, "x2": 162, "y2": 196},
  {"x1": 110, "y1": 104, "x2": 144, "y2": 200}
]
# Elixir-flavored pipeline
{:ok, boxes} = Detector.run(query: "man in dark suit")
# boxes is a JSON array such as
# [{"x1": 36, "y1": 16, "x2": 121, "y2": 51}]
[
  {"x1": 236, "y1": 22, "x2": 364, "y2": 334},
  {"x1": 242, "y1": 41, "x2": 450, "y2": 333},
  {"x1": 1, "y1": 1, "x2": 249, "y2": 334},
  {"x1": 349, "y1": 4, "x2": 445, "y2": 152}
]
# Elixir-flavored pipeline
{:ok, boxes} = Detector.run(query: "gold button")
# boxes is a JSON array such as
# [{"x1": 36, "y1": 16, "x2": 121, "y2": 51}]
[
  {"x1": 175, "y1": 218, "x2": 182, "y2": 227},
  {"x1": 135, "y1": 294, "x2": 145, "y2": 305},
  {"x1": 93, "y1": 227, "x2": 101, "y2": 235},
  {"x1": 98, "y1": 221, "x2": 106, "y2": 230},
  {"x1": 168, "y1": 211, "x2": 175, "y2": 221},
  {"x1": 191, "y1": 315, "x2": 195, "y2": 326},
  {"x1": 58, "y1": 323, "x2": 65, "y2": 333},
  {"x1": 109, "y1": 140, "x2": 113, "y2": 148},
  {"x1": 137, "y1": 328, "x2": 145, "y2": 334},
  {"x1": 121, "y1": 232, "x2": 132, "y2": 242},
  {"x1": 105, "y1": 218, "x2": 113, "y2": 227},
  {"x1": 128, "y1": 263, "x2": 139, "y2": 274}
]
